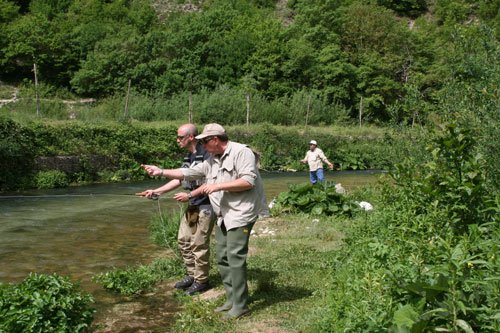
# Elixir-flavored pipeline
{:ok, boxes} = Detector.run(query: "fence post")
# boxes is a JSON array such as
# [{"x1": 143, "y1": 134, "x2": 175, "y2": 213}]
[
  {"x1": 305, "y1": 93, "x2": 311, "y2": 128},
  {"x1": 246, "y1": 93, "x2": 250, "y2": 127},
  {"x1": 359, "y1": 96, "x2": 363, "y2": 127},
  {"x1": 124, "y1": 79, "x2": 131, "y2": 118},
  {"x1": 188, "y1": 90, "x2": 193, "y2": 123},
  {"x1": 33, "y1": 63, "x2": 40, "y2": 116}
]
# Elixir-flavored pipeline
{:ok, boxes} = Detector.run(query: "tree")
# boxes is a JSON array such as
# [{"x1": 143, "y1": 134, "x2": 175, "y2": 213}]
[
  {"x1": 71, "y1": 28, "x2": 167, "y2": 96},
  {"x1": 337, "y1": 2, "x2": 413, "y2": 120},
  {"x1": 376, "y1": 0, "x2": 427, "y2": 17},
  {"x1": 0, "y1": 0, "x2": 19, "y2": 76}
]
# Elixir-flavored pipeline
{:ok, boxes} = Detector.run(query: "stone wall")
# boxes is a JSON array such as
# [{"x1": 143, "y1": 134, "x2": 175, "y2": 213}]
[{"x1": 35, "y1": 155, "x2": 117, "y2": 174}]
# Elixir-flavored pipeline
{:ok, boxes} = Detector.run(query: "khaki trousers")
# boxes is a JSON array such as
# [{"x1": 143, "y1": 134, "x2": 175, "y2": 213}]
[{"x1": 178, "y1": 204, "x2": 214, "y2": 283}]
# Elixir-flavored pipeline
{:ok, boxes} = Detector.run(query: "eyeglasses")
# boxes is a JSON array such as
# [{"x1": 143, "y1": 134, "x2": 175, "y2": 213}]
[
  {"x1": 200, "y1": 136, "x2": 215, "y2": 144},
  {"x1": 177, "y1": 135, "x2": 187, "y2": 140}
]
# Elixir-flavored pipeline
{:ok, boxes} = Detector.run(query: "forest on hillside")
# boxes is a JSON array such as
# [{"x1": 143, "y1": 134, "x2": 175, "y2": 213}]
[{"x1": 0, "y1": 0, "x2": 498, "y2": 125}]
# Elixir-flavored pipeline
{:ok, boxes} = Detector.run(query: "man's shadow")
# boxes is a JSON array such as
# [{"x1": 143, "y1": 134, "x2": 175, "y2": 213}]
[{"x1": 247, "y1": 267, "x2": 312, "y2": 311}]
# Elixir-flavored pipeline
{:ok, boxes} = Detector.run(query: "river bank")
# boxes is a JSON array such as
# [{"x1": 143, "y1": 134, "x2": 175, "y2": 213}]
[{"x1": 92, "y1": 214, "x2": 344, "y2": 333}]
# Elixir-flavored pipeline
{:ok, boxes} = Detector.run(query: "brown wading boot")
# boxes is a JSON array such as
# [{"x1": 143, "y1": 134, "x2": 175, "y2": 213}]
[
  {"x1": 185, "y1": 281, "x2": 210, "y2": 295},
  {"x1": 174, "y1": 276, "x2": 194, "y2": 290}
]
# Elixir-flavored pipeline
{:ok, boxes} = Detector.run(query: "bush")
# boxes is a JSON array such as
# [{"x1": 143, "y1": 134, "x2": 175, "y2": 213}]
[
  {"x1": 0, "y1": 273, "x2": 95, "y2": 333},
  {"x1": 94, "y1": 257, "x2": 184, "y2": 296},
  {"x1": 0, "y1": 118, "x2": 423, "y2": 191},
  {"x1": 316, "y1": 122, "x2": 499, "y2": 332},
  {"x1": 34, "y1": 170, "x2": 69, "y2": 189},
  {"x1": 271, "y1": 181, "x2": 361, "y2": 217},
  {"x1": 0, "y1": 116, "x2": 35, "y2": 190}
]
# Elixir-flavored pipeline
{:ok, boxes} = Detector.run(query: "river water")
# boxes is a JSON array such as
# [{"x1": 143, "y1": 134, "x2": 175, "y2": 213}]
[{"x1": 0, "y1": 171, "x2": 382, "y2": 331}]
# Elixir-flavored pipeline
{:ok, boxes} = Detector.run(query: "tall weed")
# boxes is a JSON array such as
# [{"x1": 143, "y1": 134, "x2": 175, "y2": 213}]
[
  {"x1": 316, "y1": 122, "x2": 499, "y2": 332},
  {"x1": 149, "y1": 205, "x2": 183, "y2": 251}
]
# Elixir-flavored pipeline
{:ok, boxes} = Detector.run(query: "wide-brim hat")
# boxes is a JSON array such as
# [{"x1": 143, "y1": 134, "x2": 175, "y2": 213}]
[{"x1": 195, "y1": 123, "x2": 226, "y2": 139}]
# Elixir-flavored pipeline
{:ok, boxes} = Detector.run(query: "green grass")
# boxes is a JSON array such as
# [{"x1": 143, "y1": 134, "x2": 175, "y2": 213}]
[{"x1": 171, "y1": 214, "x2": 352, "y2": 332}]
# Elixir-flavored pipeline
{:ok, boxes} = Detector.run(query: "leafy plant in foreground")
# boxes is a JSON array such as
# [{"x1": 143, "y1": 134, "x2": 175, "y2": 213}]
[
  {"x1": 271, "y1": 181, "x2": 360, "y2": 217},
  {"x1": 0, "y1": 273, "x2": 95, "y2": 333},
  {"x1": 316, "y1": 122, "x2": 498, "y2": 332},
  {"x1": 388, "y1": 123, "x2": 499, "y2": 332},
  {"x1": 393, "y1": 123, "x2": 493, "y2": 234}
]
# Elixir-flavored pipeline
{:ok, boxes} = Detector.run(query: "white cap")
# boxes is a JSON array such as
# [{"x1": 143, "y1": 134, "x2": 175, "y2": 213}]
[{"x1": 309, "y1": 140, "x2": 317, "y2": 145}]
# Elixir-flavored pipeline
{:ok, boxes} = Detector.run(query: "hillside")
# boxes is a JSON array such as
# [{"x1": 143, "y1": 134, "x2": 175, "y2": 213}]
[{"x1": 0, "y1": 0, "x2": 498, "y2": 125}]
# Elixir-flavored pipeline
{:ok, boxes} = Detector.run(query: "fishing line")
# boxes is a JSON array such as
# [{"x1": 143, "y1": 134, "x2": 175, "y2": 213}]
[{"x1": 0, "y1": 194, "x2": 159, "y2": 199}]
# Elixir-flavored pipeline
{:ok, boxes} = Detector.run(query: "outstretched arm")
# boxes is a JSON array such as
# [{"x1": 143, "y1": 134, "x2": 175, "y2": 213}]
[
  {"x1": 326, "y1": 160, "x2": 334, "y2": 170},
  {"x1": 136, "y1": 179, "x2": 181, "y2": 199},
  {"x1": 300, "y1": 152, "x2": 308, "y2": 164},
  {"x1": 324, "y1": 158, "x2": 334, "y2": 169},
  {"x1": 141, "y1": 164, "x2": 184, "y2": 179}
]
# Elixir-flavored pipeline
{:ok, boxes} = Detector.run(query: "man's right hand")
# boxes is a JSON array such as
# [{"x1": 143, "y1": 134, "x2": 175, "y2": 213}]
[
  {"x1": 141, "y1": 164, "x2": 162, "y2": 177},
  {"x1": 173, "y1": 192, "x2": 189, "y2": 202},
  {"x1": 135, "y1": 190, "x2": 159, "y2": 199}
]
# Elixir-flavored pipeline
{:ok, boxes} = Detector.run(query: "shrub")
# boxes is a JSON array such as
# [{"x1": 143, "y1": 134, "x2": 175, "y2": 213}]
[
  {"x1": 0, "y1": 116, "x2": 36, "y2": 190},
  {"x1": 34, "y1": 170, "x2": 69, "y2": 189},
  {"x1": 316, "y1": 122, "x2": 499, "y2": 332},
  {"x1": 271, "y1": 181, "x2": 361, "y2": 217},
  {"x1": 0, "y1": 273, "x2": 95, "y2": 333},
  {"x1": 94, "y1": 257, "x2": 184, "y2": 296}
]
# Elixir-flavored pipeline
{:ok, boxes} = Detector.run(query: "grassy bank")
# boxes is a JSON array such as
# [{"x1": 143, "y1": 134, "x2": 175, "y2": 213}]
[{"x1": 171, "y1": 213, "x2": 352, "y2": 333}]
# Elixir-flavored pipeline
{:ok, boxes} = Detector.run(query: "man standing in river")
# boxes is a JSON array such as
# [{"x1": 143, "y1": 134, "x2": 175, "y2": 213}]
[
  {"x1": 300, "y1": 139, "x2": 334, "y2": 184},
  {"x1": 141, "y1": 123, "x2": 266, "y2": 320},
  {"x1": 137, "y1": 123, "x2": 214, "y2": 296}
]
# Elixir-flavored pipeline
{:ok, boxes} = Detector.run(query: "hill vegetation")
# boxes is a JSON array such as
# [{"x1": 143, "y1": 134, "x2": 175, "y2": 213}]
[{"x1": 0, "y1": 0, "x2": 498, "y2": 124}]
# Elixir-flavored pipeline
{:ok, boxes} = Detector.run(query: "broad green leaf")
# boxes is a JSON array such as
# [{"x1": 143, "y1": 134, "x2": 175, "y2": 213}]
[
  {"x1": 455, "y1": 319, "x2": 473, "y2": 333},
  {"x1": 393, "y1": 304, "x2": 418, "y2": 327}
]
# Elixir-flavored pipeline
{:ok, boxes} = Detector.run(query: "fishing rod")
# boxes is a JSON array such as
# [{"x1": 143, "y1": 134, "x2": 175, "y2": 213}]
[{"x1": 0, "y1": 193, "x2": 161, "y2": 200}]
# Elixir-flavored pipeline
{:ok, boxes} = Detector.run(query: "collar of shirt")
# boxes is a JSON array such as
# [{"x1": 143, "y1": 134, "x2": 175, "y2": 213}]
[{"x1": 220, "y1": 141, "x2": 233, "y2": 161}]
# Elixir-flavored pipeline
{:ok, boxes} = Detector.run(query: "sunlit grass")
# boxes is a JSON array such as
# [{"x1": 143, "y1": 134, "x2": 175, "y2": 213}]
[{"x1": 171, "y1": 214, "x2": 353, "y2": 332}]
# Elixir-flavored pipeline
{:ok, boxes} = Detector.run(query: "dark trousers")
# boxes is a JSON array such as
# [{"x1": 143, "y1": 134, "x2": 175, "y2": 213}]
[{"x1": 215, "y1": 221, "x2": 255, "y2": 311}]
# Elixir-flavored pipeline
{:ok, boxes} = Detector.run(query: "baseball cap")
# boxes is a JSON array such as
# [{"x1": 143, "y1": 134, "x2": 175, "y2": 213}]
[
  {"x1": 195, "y1": 123, "x2": 226, "y2": 139},
  {"x1": 309, "y1": 140, "x2": 317, "y2": 145}
]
